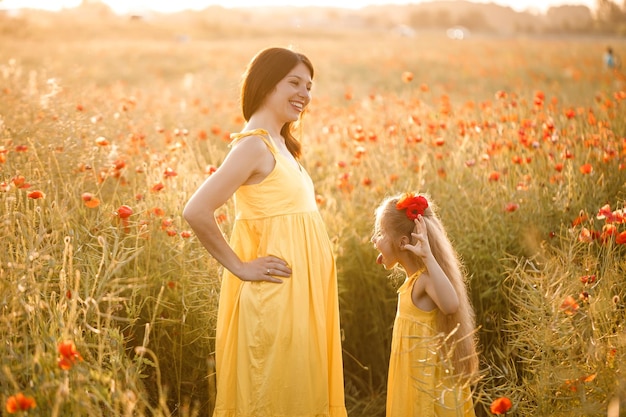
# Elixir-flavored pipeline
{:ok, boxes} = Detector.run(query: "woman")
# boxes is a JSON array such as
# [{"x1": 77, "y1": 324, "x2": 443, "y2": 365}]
[{"x1": 183, "y1": 47, "x2": 347, "y2": 417}]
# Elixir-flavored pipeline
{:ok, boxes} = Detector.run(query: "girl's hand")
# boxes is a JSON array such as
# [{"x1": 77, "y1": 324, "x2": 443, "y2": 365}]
[
  {"x1": 402, "y1": 216, "x2": 431, "y2": 259},
  {"x1": 237, "y1": 255, "x2": 291, "y2": 283}
]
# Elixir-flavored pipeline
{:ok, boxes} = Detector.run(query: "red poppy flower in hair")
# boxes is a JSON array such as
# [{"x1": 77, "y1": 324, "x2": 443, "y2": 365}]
[{"x1": 396, "y1": 193, "x2": 429, "y2": 220}]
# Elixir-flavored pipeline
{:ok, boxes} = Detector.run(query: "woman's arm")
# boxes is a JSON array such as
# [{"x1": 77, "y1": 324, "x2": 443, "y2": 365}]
[{"x1": 183, "y1": 137, "x2": 291, "y2": 283}]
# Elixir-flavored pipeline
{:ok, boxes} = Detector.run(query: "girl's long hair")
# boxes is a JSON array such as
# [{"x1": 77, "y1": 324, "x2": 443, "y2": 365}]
[
  {"x1": 376, "y1": 194, "x2": 479, "y2": 380},
  {"x1": 240, "y1": 47, "x2": 314, "y2": 159}
]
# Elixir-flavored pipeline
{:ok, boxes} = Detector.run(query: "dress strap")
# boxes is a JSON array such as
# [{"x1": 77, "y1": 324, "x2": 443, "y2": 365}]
[
  {"x1": 408, "y1": 268, "x2": 425, "y2": 282},
  {"x1": 399, "y1": 268, "x2": 425, "y2": 294},
  {"x1": 229, "y1": 128, "x2": 277, "y2": 155}
]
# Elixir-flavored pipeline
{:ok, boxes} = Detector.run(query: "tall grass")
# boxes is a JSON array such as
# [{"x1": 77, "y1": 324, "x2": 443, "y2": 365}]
[{"x1": 1, "y1": 10, "x2": 626, "y2": 416}]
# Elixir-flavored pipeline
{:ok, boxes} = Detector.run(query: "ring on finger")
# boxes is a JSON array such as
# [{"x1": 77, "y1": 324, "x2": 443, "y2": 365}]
[{"x1": 266, "y1": 268, "x2": 271, "y2": 275}]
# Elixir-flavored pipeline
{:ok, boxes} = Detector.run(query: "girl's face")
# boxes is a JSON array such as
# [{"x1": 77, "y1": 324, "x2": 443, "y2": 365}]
[
  {"x1": 371, "y1": 216, "x2": 401, "y2": 270},
  {"x1": 263, "y1": 62, "x2": 312, "y2": 123}
]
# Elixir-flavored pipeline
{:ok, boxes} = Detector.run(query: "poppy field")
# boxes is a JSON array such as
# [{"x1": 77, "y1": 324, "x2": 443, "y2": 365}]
[{"x1": 1, "y1": 10, "x2": 626, "y2": 416}]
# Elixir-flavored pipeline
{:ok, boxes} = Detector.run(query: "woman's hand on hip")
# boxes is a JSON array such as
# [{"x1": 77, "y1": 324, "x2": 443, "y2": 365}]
[{"x1": 238, "y1": 255, "x2": 292, "y2": 283}]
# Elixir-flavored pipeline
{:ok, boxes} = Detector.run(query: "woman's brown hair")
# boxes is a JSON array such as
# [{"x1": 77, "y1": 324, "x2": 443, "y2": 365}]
[{"x1": 240, "y1": 47, "x2": 314, "y2": 159}]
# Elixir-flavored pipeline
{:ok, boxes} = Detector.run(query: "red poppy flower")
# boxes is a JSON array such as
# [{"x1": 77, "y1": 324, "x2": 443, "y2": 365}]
[
  {"x1": 81, "y1": 192, "x2": 100, "y2": 208},
  {"x1": 396, "y1": 193, "x2": 429, "y2": 220},
  {"x1": 596, "y1": 204, "x2": 615, "y2": 222},
  {"x1": 490, "y1": 397, "x2": 512, "y2": 415},
  {"x1": 161, "y1": 218, "x2": 173, "y2": 230},
  {"x1": 58, "y1": 357, "x2": 73, "y2": 370},
  {"x1": 564, "y1": 379, "x2": 578, "y2": 392},
  {"x1": 587, "y1": 111, "x2": 596, "y2": 126},
  {"x1": 601, "y1": 224, "x2": 617, "y2": 241},
  {"x1": 27, "y1": 190, "x2": 44, "y2": 199},
  {"x1": 401, "y1": 71, "x2": 414, "y2": 83},
  {"x1": 616, "y1": 231, "x2": 626, "y2": 245},
  {"x1": 572, "y1": 212, "x2": 588, "y2": 226},
  {"x1": 5, "y1": 392, "x2": 36, "y2": 413},
  {"x1": 580, "y1": 274, "x2": 596, "y2": 284},
  {"x1": 505, "y1": 202, "x2": 519, "y2": 212},
  {"x1": 164, "y1": 167, "x2": 177, "y2": 178},
  {"x1": 57, "y1": 340, "x2": 83, "y2": 370},
  {"x1": 95, "y1": 137, "x2": 109, "y2": 146},
  {"x1": 151, "y1": 182, "x2": 165, "y2": 192},
  {"x1": 117, "y1": 205, "x2": 133, "y2": 219},
  {"x1": 578, "y1": 227, "x2": 593, "y2": 242},
  {"x1": 112, "y1": 159, "x2": 126, "y2": 170},
  {"x1": 11, "y1": 175, "x2": 28, "y2": 188},
  {"x1": 582, "y1": 373, "x2": 596, "y2": 382},
  {"x1": 561, "y1": 295, "x2": 579, "y2": 315},
  {"x1": 58, "y1": 340, "x2": 81, "y2": 360},
  {"x1": 579, "y1": 163, "x2": 593, "y2": 174}
]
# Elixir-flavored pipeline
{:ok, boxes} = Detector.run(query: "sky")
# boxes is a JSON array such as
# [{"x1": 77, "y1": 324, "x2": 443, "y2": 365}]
[{"x1": 0, "y1": 0, "x2": 597, "y2": 15}]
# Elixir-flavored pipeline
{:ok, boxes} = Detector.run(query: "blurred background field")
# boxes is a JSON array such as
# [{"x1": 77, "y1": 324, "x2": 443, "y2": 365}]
[{"x1": 1, "y1": 3, "x2": 625, "y2": 416}]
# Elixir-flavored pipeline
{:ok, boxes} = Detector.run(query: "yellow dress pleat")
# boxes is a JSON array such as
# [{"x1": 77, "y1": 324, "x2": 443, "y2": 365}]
[
  {"x1": 386, "y1": 274, "x2": 476, "y2": 417},
  {"x1": 213, "y1": 129, "x2": 347, "y2": 417}
]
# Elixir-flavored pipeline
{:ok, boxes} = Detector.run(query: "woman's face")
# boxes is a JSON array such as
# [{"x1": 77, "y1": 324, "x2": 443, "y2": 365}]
[{"x1": 262, "y1": 62, "x2": 312, "y2": 123}]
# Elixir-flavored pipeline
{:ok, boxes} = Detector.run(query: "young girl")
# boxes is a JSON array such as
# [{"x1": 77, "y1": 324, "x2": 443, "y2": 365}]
[{"x1": 372, "y1": 192, "x2": 478, "y2": 417}]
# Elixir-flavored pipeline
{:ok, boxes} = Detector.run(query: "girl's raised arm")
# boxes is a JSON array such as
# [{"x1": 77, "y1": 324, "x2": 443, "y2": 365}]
[{"x1": 403, "y1": 216, "x2": 459, "y2": 315}]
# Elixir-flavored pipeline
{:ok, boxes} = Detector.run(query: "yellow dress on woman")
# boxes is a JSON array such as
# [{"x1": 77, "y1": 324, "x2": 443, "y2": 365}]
[
  {"x1": 212, "y1": 129, "x2": 347, "y2": 417},
  {"x1": 387, "y1": 273, "x2": 476, "y2": 417}
]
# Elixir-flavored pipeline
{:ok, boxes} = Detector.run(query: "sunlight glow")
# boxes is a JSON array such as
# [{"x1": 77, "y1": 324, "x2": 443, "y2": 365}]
[{"x1": 1, "y1": 0, "x2": 597, "y2": 14}]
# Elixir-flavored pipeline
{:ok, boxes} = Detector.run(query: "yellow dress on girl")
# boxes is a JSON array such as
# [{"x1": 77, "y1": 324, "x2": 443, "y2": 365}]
[
  {"x1": 212, "y1": 129, "x2": 347, "y2": 417},
  {"x1": 387, "y1": 272, "x2": 476, "y2": 417}
]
